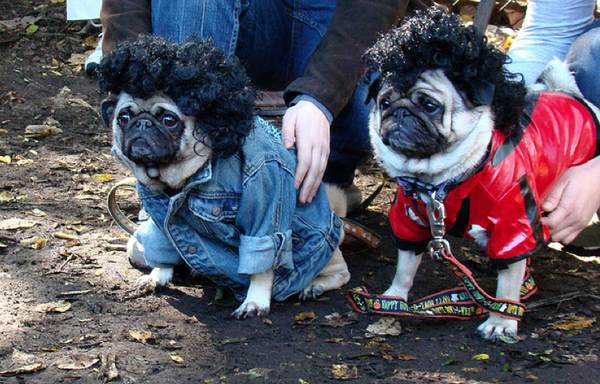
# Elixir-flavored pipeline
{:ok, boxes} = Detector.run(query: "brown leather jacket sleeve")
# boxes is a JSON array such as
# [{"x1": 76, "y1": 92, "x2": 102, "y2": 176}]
[
  {"x1": 284, "y1": 0, "x2": 408, "y2": 118},
  {"x1": 101, "y1": 0, "x2": 151, "y2": 54}
]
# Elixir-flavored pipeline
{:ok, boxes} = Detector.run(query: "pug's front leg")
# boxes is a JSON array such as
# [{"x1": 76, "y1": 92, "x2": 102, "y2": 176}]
[
  {"x1": 477, "y1": 259, "x2": 527, "y2": 340},
  {"x1": 232, "y1": 269, "x2": 274, "y2": 319},
  {"x1": 384, "y1": 249, "x2": 422, "y2": 298}
]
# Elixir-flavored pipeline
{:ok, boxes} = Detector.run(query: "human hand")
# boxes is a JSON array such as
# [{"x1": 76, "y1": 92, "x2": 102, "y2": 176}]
[
  {"x1": 282, "y1": 100, "x2": 330, "y2": 203},
  {"x1": 542, "y1": 156, "x2": 600, "y2": 244}
]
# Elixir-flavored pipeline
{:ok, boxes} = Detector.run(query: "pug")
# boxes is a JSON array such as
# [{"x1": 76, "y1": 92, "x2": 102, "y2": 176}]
[
  {"x1": 98, "y1": 36, "x2": 350, "y2": 318},
  {"x1": 366, "y1": 8, "x2": 600, "y2": 339}
]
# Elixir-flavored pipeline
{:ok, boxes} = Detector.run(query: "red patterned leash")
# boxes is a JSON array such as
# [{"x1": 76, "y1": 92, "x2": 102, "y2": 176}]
[{"x1": 348, "y1": 190, "x2": 537, "y2": 320}]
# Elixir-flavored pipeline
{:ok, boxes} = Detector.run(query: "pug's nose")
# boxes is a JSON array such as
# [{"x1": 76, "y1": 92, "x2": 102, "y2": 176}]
[
  {"x1": 394, "y1": 108, "x2": 411, "y2": 120},
  {"x1": 135, "y1": 119, "x2": 153, "y2": 131}
]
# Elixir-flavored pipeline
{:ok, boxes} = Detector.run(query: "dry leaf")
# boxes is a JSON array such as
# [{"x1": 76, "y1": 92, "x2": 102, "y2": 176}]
[
  {"x1": 0, "y1": 362, "x2": 46, "y2": 377},
  {"x1": 0, "y1": 218, "x2": 38, "y2": 230},
  {"x1": 239, "y1": 367, "x2": 272, "y2": 379},
  {"x1": 320, "y1": 312, "x2": 357, "y2": 328},
  {"x1": 0, "y1": 155, "x2": 11, "y2": 164},
  {"x1": 0, "y1": 191, "x2": 13, "y2": 202},
  {"x1": 53, "y1": 232, "x2": 80, "y2": 241},
  {"x1": 169, "y1": 353, "x2": 184, "y2": 364},
  {"x1": 472, "y1": 353, "x2": 490, "y2": 361},
  {"x1": 91, "y1": 173, "x2": 113, "y2": 183},
  {"x1": 19, "y1": 236, "x2": 47, "y2": 250},
  {"x1": 55, "y1": 354, "x2": 99, "y2": 370},
  {"x1": 16, "y1": 159, "x2": 34, "y2": 165},
  {"x1": 294, "y1": 311, "x2": 317, "y2": 323},
  {"x1": 24, "y1": 124, "x2": 63, "y2": 138},
  {"x1": 463, "y1": 367, "x2": 483, "y2": 373},
  {"x1": 366, "y1": 318, "x2": 402, "y2": 336},
  {"x1": 550, "y1": 316, "x2": 596, "y2": 331},
  {"x1": 129, "y1": 330, "x2": 153, "y2": 343},
  {"x1": 331, "y1": 364, "x2": 358, "y2": 380},
  {"x1": 397, "y1": 353, "x2": 417, "y2": 361},
  {"x1": 31, "y1": 209, "x2": 46, "y2": 217},
  {"x1": 35, "y1": 300, "x2": 72, "y2": 313}
]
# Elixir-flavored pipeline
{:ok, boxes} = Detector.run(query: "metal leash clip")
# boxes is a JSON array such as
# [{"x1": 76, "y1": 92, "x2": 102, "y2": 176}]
[{"x1": 423, "y1": 191, "x2": 451, "y2": 260}]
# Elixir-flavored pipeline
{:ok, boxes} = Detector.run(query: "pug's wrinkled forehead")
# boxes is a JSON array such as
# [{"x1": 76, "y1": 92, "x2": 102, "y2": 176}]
[{"x1": 365, "y1": 7, "x2": 526, "y2": 134}]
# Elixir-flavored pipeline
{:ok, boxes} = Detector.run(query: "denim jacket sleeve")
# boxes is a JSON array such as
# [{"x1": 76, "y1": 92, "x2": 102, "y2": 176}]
[{"x1": 235, "y1": 156, "x2": 296, "y2": 275}]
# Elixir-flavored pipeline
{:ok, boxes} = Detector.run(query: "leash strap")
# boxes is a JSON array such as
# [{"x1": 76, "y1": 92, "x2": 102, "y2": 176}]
[{"x1": 348, "y1": 187, "x2": 537, "y2": 321}]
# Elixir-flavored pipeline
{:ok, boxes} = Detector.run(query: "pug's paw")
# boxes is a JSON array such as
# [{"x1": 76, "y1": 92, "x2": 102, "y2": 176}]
[
  {"x1": 477, "y1": 315, "x2": 518, "y2": 341},
  {"x1": 231, "y1": 299, "x2": 270, "y2": 319},
  {"x1": 135, "y1": 274, "x2": 158, "y2": 294}
]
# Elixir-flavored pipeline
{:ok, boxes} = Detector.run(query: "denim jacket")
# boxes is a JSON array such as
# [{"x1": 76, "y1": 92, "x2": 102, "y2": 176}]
[{"x1": 136, "y1": 117, "x2": 342, "y2": 301}]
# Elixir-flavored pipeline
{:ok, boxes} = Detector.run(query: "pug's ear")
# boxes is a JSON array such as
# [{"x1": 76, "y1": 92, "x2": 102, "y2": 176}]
[
  {"x1": 365, "y1": 72, "x2": 382, "y2": 105},
  {"x1": 101, "y1": 97, "x2": 117, "y2": 127},
  {"x1": 472, "y1": 80, "x2": 496, "y2": 106}
]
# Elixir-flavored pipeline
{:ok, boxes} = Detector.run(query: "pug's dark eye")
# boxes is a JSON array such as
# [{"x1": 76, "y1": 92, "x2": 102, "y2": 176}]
[
  {"x1": 420, "y1": 97, "x2": 440, "y2": 115},
  {"x1": 161, "y1": 113, "x2": 179, "y2": 128},
  {"x1": 380, "y1": 97, "x2": 391, "y2": 109},
  {"x1": 117, "y1": 110, "x2": 132, "y2": 127}
]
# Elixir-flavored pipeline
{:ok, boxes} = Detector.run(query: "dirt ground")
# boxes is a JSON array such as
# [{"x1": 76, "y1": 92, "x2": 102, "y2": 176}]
[{"x1": 1, "y1": 1, "x2": 599, "y2": 383}]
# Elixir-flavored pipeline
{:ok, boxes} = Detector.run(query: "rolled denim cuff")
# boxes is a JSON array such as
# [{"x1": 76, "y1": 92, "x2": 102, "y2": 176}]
[
  {"x1": 238, "y1": 230, "x2": 293, "y2": 275},
  {"x1": 290, "y1": 95, "x2": 334, "y2": 124}
]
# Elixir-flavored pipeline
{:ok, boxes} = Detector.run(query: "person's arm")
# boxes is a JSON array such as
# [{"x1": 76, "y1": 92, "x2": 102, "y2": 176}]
[
  {"x1": 542, "y1": 156, "x2": 600, "y2": 244},
  {"x1": 100, "y1": 0, "x2": 151, "y2": 54},
  {"x1": 282, "y1": 0, "x2": 408, "y2": 203}
]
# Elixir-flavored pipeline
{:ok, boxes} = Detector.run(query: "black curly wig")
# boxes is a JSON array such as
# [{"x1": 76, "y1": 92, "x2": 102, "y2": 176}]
[
  {"x1": 98, "y1": 35, "x2": 256, "y2": 158},
  {"x1": 366, "y1": 7, "x2": 526, "y2": 134}
]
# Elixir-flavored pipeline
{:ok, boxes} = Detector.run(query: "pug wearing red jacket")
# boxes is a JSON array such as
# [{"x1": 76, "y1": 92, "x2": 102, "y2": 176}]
[{"x1": 366, "y1": 8, "x2": 600, "y2": 340}]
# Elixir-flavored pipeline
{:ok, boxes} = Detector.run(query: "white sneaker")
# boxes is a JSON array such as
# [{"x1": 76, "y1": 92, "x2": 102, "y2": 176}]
[{"x1": 84, "y1": 32, "x2": 103, "y2": 75}]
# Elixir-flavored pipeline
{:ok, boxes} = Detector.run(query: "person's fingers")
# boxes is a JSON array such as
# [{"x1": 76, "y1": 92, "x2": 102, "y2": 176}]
[
  {"x1": 299, "y1": 147, "x2": 324, "y2": 203},
  {"x1": 542, "y1": 205, "x2": 572, "y2": 232},
  {"x1": 552, "y1": 224, "x2": 582, "y2": 244},
  {"x1": 295, "y1": 140, "x2": 311, "y2": 190},
  {"x1": 281, "y1": 110, "x2": 297, "y2": 149},
  {"x1": 542, "y1": 177, "x2": 568, "y2": 212}
]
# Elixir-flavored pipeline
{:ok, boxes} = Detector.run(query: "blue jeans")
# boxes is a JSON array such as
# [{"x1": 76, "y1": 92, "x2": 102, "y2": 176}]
[
  {"x1": 151, "y1": 0, "x2": 372, "y2": 186},
  {"x1": 506, "y1": 0, "x2": 600, "y2": 108}
]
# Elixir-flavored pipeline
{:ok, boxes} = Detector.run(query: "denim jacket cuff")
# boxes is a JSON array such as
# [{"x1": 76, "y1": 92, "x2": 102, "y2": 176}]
[{"x1": 238, "y1": 230, "x2": 293, "y2": 275}]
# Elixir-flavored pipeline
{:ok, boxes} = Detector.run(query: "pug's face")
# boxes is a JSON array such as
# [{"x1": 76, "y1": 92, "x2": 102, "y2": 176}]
[
  {"x1": 102, "y1": 92, "x2": 211, "y2": 190},
  {"x1": 369, "y1": 69, "x2": 494, "y2": 184}
]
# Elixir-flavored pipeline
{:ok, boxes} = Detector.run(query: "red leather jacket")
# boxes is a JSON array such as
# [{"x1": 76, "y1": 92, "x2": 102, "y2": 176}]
[{"x1": 389, "y1": 92, "x2": 600, "y2": 268}]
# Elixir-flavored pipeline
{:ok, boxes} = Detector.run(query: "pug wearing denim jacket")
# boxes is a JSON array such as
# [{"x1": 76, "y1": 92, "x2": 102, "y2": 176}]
[{"x1": 98, "y1": 36, "x2": 350, "y2": 318}]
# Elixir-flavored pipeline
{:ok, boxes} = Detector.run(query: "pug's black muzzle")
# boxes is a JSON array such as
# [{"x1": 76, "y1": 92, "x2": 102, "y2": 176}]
[
  {"x1": 381, "y1": 107, "x2": 448, "y2": 159},
  {"x1": 122, "y1": 112, "x2": 180, "y2": 166}
]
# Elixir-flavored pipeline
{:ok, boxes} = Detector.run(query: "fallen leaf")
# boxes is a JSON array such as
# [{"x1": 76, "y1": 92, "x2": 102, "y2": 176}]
[
  {"x1": 0, "y1": 155, "x2": 11, "y2": 164},
  {"x1": 562, "y1": 353, "x2": 599, "y2": 363},
  {"x1": 55, "y1": 354, "x2": 99, "y2": 370},
  {"x1": 19, "y1": 236, "x2": 47, "y2": 250},
  {"x1": 0, "y1": 218, "x2": 38, "y2": 230},
  {"x1": 294, "y1": 311, "x2": 317, "y2": 323},
  {"x1": 16, "y1": 159, "x2": 34, "y2": 165},
  {"x1": 50, "y1": 0, "x2": 65, "y2": 3},
  {"x1": 298, "y1": 379, "x2": 310, "y2": 384},
  {"x1": 169, "y1": 353, "x2": 184, "y2": 364},
  {"x1": 550, "y1": 316, "x2": 596, "y2": 331},
  {"x1": 35, "y1": 300, "x2": 71, "y2": 313},
  {"x1": 262, "y1": 318, "x2": 273, "y2": 326},
  {"x1": 472, "y1": 353, "x2": 490, "y2": 361},
  {"x1": 331, "y1": 364, "x2": 358, "y2": 380},
  {"x1": 526, "y1": 373, "x2": 539, "y2": 381},
  {"x1": 53, "y1": 232, "x2": 79, "y2": 241},
  {"x1": 91, "y1": 173, "x2": 113, "y2": 183},
  {"x1": 31, "y1": 208, "x2": 46, "y2": 217},
  {"x1": 239, "y1": 367, "x2": 272, "y2": 379},
  {"x1": 462, "y1": 367, "x2": 482, "y2": 373},
  {"x1": 0, "y1": 191, "x2": 13, "y2": 202},
  {"x1": 397, "y1": 353, "x2": 417, "y2": 361},
  {"x1": 441, "y1": 358, "x2": 457, "y2": 366},
  {"x1": 320, "y1": 312, "x2": 357, "y2": 328},
  {"x1": 24, "y1": 124, "x2": 62, "y2": 138},
  {"x1": 129, "y1": 330, "x2": 153, "y2": 343},
  {"x1": 0, "y1": 362, "x2": 46, "y2": 377},
  {"x1": 25, "y1": 23, "x2": 38, "y2": 34},
  {"x1": 366, "y1": 318, "x2": 402, "y2": 336}
]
